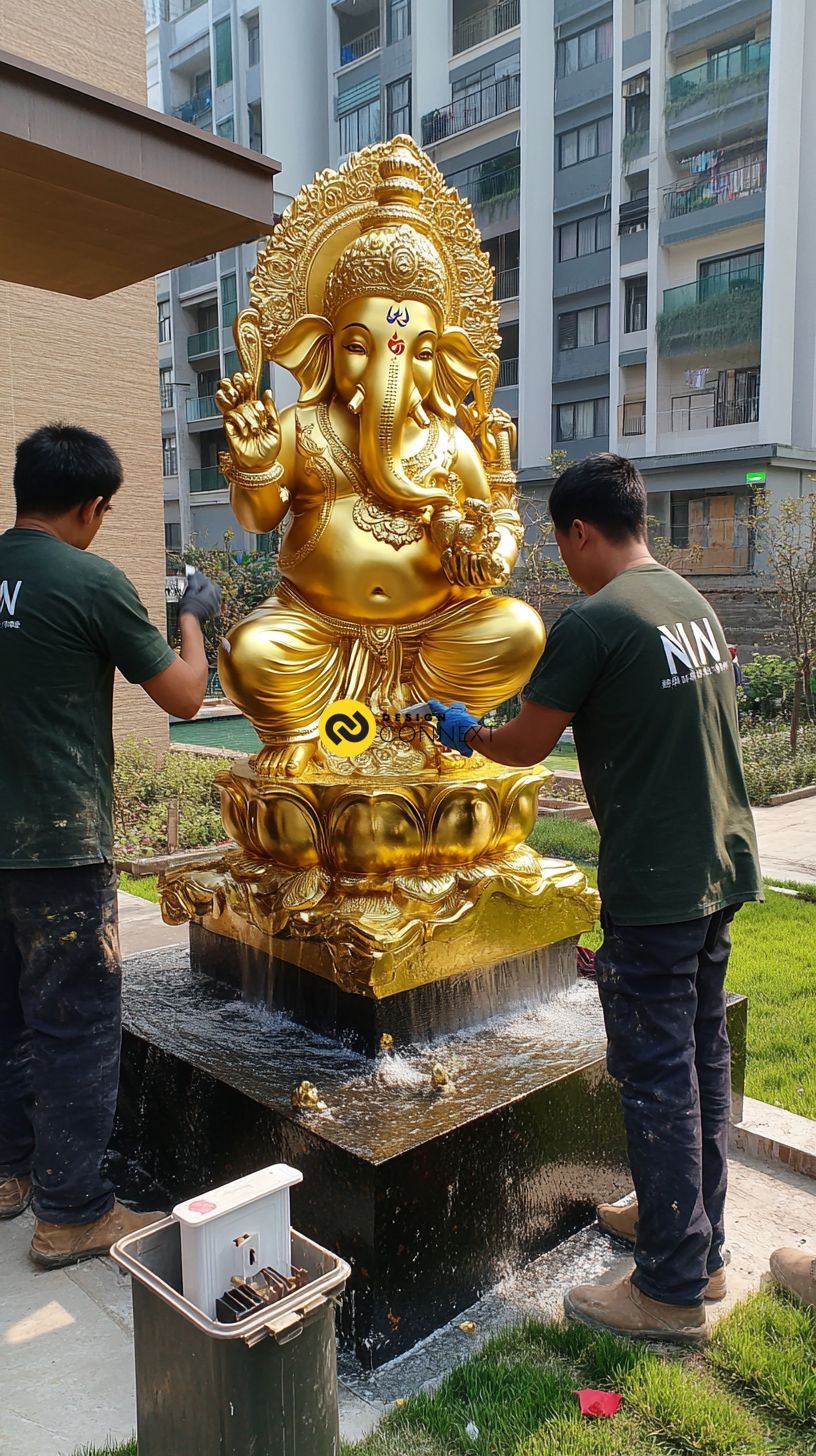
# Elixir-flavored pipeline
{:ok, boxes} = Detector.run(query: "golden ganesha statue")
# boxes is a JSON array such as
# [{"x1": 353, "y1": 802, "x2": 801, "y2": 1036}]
[{"x1": 162, "y1": 137, "x2": 597, "y2": 994}]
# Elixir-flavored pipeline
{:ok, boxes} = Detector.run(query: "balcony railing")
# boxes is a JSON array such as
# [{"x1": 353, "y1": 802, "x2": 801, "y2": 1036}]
[
  {"x1": 186, "y1": 394, "x2": 220, "y2": 423},
  {"x1": 495, "y1": 265, "x2": 519, "y2": 300},
  {"x1": 663, "y1": 393, "x2": 760, "y2": 432},
  {"x1": 339, "y1": 25, "x2": 380, "y2": 67},
  {"x1": 187, "y1": 327, "x2": 220, "y2": 360},
  {"x1": 663, "y1": 154, "x2": 766, "y2": 220},
  {"x1": 497, "y1": 357, "x2": 518, "y2": 388},
  {"x1": 172, "y1": 87, "x2": 212, "y2": 126},
  {"x1": 447, "y1": 162, "x2": 520, "y2": 212},
  {"x1": 452, "y1": 0, "x2": 520, "y2": 56},
  {"x1": 657, "y1": 263, "x2": 763, "y2": 353},
  {"x1": 619, "y1": 402, "x2": 646, "y2": 437},
  {"x1": 666, "y1": 40, "x2": 770, "y2": 119},
  {"x1": 421, "y1": 72, "x2": 520, "y2": 145},
  {"x1": 190, "y1": 466, "x2": 227, "y2": 493}
]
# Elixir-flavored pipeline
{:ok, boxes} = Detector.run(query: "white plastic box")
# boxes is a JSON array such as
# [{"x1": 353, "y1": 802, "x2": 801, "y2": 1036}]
[{"x1": 173, "y1": 1164, "x2": 303, "y2": 1320}]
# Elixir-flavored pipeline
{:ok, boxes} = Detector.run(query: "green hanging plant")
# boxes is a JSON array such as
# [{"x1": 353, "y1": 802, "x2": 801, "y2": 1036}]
[
  {"x1": 622, "y1": 128, "x2": 649, "y2": 166},
  {"x1": 656, "y1": 281, "x2": 763, "y2": 355},
  {"x1": 664, "y1": 62, "x2": 769, "y2": 123}
]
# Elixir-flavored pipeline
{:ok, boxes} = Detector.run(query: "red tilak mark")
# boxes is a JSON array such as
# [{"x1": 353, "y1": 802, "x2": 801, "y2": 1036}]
[
  {"x1": 576, "y1": 1389, "x2": 622, "y2": 1419},
  {"x1": 387, "y1": 332, "x2": 406, "y2": 355},
  {"x1": 188, "y1": 1198, "x2": 218, "y2": 1214}
]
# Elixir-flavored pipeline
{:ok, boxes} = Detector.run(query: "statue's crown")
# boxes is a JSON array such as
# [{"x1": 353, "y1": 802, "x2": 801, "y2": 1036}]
[{"x1": 323, "y1": 141, "x2": 448, "y2": 321}]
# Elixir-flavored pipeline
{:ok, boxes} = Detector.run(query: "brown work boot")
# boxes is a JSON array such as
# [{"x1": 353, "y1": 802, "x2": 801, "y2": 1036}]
[
  {"x1": 0, "y1": 1173, "x2": 33, "y2": 1219},
  {"x1": 564, "y1": 1272, "x2": 708, "y2": 1344},
  {"x1": 768, "y1": 1248, "x2": 816, "y2": 1308},
  {"x1": 30, "y1": 1201, "x2": 164, "y2": 1270},
  {"x1": 597, "y1": 1197, "x2": 638, "y2": 1246}
]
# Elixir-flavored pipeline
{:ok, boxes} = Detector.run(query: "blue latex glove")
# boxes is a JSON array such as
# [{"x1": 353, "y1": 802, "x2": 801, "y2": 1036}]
[{"x1": 426, "y1": 699, "x2": 479, "y2": 758}]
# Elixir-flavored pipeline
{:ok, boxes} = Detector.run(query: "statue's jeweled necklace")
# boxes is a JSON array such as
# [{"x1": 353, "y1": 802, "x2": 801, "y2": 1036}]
[{"x1": 317, "y1": 401, "x2": 454, "y2": 550}]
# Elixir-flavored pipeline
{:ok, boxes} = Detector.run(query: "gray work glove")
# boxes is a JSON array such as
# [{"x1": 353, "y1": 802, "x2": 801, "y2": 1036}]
[{"x1": 179, "y1": 569, "x2": 221, "y2": 623}]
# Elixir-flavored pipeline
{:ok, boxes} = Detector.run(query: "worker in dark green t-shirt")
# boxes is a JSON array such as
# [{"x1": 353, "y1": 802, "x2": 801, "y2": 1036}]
[
  {"x1": 425, "y1": 453, "x2": 763, "y2": 1344},
  {"x1": 0, "y1": 422, "x2": 220, "y2": 1270}
]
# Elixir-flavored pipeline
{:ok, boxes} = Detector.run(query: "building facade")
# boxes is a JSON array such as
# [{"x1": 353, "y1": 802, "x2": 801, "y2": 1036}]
[{"x1": 150, "y1": 0, "x2": 816, "y2": 651}]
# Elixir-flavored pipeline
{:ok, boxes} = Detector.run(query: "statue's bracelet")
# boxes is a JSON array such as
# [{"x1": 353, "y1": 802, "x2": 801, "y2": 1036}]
[{"x1": 221, "y1": 457, "x2": 285, "y2": 490}]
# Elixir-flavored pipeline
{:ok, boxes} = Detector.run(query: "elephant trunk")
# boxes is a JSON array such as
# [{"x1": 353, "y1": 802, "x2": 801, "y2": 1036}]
[{"x1": 357, "y1": 352, "x2": 450, "y2": 512}]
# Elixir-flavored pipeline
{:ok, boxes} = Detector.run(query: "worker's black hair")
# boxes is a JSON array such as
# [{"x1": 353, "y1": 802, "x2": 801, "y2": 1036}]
[
  {"x1": 13, "y1": 422, "x2": 123, "y2": 517},
  {"x1": 548, "y1": 452, "x2": 647, "y2": 543}
]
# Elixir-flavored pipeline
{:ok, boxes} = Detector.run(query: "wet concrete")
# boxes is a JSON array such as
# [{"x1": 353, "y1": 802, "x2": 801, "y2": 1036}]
[{"x1": 115, "y1": 946, "x2": 747, "y2": 1367}]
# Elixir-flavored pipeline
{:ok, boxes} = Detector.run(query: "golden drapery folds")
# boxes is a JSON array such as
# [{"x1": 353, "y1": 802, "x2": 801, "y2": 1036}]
[{"x1": 161, "y1": 137, "x2": 598, "y2": 986}]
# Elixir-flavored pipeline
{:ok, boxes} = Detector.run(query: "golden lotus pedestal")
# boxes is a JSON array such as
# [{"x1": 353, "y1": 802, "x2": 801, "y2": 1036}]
[{"x1": 161, "y1": 741, "x2": 599, "y2": 1053}]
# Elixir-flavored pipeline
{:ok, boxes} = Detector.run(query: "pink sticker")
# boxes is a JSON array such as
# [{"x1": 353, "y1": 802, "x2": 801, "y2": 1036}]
[{"x1": 188, "y1": 1198, "x2": 217, "y2": 1214}]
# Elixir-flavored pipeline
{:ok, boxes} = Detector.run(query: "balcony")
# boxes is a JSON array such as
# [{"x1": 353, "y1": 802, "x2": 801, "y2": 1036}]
[
  {"x1": 421, "y1": 72, "x2": 520, "y2": 145},
  {"x1": 495, "y1": 265, "x2": 519, "y2": 300},
  {"x1": 187, "y1": 327, "x2": 219, "y2": 360},
  {"x1": 339, "y1": 25, "x2": 380, "y2": 67},
  {"x1": 190, "y1": 466, "x2": 227, "y2": 494},
  {"x1": 665, "y1": 41, "x2": 770, "y2": 155},
  {"x1": 656, "y1": 263, "x2": 763, "y2": 356},
  {"x1": 446, "y1": 161, "x2": 520, "y2": 218},
  {"x1": 661, "y1": 392, "x2": 759, "y2": 433},
  {"x1": 619, "y1": 400, "x2": 646, "y2": 438},
  {"x1": 668, "y1": 0, "x2": 772, "y2": 57},
  {"x1": 496, "y1": 356, "x2": 518, "y2": 388},
  {"x1": 186, "y1": 394, "x2": 220, "y2": 423},
  {"x1": 661, "y1": 153, "x2": 766, "y2": 245},
  {"x1": 452, "y1": 0, "x2": 520, "y2": 56},
  {"x1": 172, "y1": 87, "x2": 212, "y2": 127}
]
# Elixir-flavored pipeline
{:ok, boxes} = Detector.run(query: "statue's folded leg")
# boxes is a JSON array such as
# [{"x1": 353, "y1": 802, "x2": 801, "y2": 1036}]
[
  {"x1": 411, "y1": 594, "x2": 545, "y2": 717},
  {"x1": 218, "y1": 595, "x2": 345, "y2": 743}
]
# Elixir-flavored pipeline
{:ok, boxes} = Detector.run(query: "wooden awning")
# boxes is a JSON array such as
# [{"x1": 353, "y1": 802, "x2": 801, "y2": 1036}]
[{"x1": 0, "y1": 49, "x2": 280, "y2": 298}]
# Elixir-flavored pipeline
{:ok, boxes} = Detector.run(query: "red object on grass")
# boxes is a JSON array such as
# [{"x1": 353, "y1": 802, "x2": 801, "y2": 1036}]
[
  {"x1": 575, "y1": 1389, "x2": 622, "y2": 1418},
  {"x1": 576, "y1": 946, "x2": 597, "y2": 978}
]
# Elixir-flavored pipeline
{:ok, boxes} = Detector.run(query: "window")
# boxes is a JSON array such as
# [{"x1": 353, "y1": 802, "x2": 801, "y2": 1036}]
[
  {"x1": 557, "y1": 210, "x2": 611, "y2": 261},
  {"x1": 698, "y1": 247, "x2": 763, "y2": 296},
  {"x1": 626, "y1": 89, "x2": 650, "y2": 136},
  {"x1": 216, "y1": 115, "x2": 234, "y2": 140},
  {"x1": 246, "y1": 13, "x2": 260, "y2": 67},
  {"x1": 157, "y1": 298, "x2": 171, "y2": 343},
  {"x1": 387, "y1": 77, "x2": 411, "y2": 137},
  {"x1": 248, "y1": 101, "x2": 263, "y2": 152},
  {"x1": 556, "y1": 19, "x2": 613, "y2": 77},
  {"x1": 339, "y1": 97, "x2": 381, "y2": 154},
  {"x1": 556, "y1": 397, "x2": 609, "y2": 441},
  {"x1": 559, "y1": 116, "x2": 612, "y2": 168},
  {"x1": 194, "y1": 68, "x2": 211, "y2": 101},
  {"x1": 214, "y1": 18, "x2": 232, "y2": 86},
  {"x1": 558, "y1": 303, "x2": 610, "y2": 350},
  {"x1": 159, "y1": 367, "x2": 173, "y2": 409},
  {"x1": 197, "y1": 302, "x2": 218, "y2": 333},
  {"x1": 221, "y1": 272, "x2": 238, "y2": 328},
  {"x1": 624, "y1": 276, "x2": 648, "y2": 332},
  {"x1": 670, "y1": 496, "x2": 690, "y2": 548},
  {"x1": 162, "y1": 434, "x2": 178, "y2": 476},
  {"x1": 165, "y1": 522, "x2": 182, "y2": 553},
  {"x1": 387, "y1": 0, "x2": 411, "y2": 45}
]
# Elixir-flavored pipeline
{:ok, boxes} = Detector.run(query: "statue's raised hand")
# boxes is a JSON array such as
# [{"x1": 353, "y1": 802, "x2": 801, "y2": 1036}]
[
  {"x1": 441, "y1": 498, "x2": 511, "y2": 589},
  {"x1": 216, "y1": 371, "x2": 281, "y2": 475}
]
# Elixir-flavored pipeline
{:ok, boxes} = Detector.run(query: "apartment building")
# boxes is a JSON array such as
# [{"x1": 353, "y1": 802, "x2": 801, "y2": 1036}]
[
  {"x1": 145, "y1": 0, "x2": 329, "y2": 555},
  {"x1": 149, "y1": 0, "x2": 816, "y2": 647}
]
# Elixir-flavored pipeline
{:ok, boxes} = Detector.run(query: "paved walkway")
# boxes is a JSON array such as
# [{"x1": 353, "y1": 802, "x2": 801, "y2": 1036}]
[{"x1": 753, "y1": 797, "x2": 816, "y2": 884}]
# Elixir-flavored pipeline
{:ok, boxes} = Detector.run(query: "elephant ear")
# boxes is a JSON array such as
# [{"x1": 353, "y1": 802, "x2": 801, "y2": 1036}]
[
  {"x1": 430, "y1": 328, "x2": 487, "y2": 419},
  {"x1": 273, "y1": 316, "x2": 334, "y2": 405}
]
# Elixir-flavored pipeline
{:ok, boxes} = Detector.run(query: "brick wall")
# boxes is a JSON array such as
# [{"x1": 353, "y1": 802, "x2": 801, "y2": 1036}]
[{"x1": 0, "y1": 0, "x2": 169, "y2": 748}]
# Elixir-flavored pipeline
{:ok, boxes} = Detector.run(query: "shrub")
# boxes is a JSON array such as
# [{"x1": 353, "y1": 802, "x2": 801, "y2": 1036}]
[
  {"x1": 740, "y1": 723, "x2": 816, "y2": 804},
  {"x1": 113, "y1": 740, "x2": 231, "y2": 856},
  {"x1": 741, "y1": 654, "x2": 798, "y2": 718}
]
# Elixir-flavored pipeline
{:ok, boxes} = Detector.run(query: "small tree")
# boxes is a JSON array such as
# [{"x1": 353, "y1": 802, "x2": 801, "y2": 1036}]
[
  {"x1": 169, "y1": 531, "x2": 280, "y2": 668},
  {"x1": 753, "y1": 492, "x2": 816, "y2": 750},
  {"x1": 513, "y1": 450, "x2": 570, "y2": 614}
]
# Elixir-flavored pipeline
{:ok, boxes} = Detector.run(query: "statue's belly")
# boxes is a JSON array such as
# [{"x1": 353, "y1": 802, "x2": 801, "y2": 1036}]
[{"x1": 284, "y1": 496, "x2": 459, "y2": 623}]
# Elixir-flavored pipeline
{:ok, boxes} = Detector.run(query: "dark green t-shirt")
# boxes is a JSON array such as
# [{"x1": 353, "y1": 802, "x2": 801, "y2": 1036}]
[
  {"x1": 0, "y1": 529, "x2": 175, "y2": 868},
  {"x1": 524, "y1": 563, "x2": 761, "y2": 925}
]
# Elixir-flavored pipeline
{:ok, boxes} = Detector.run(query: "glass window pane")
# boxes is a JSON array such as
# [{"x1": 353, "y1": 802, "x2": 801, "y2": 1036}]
[
  {"x1": 597, "y1": 115, "x2": 613, "y2": 153},
  {"x1": 597, "y1": 20, "x2": 613, "y2": 61},
  {"x1": 559, "y1": 222, "x2": 578, "y2": 260},
  {"x1": 214, "y1": 18, "x2": 232, "y2": 87},
  {"x1": 596, "y1": 211, "x2": 611, "y2": 249},
  {"x1": 559, "y1": 313, "x2": 578, "y2": 350},
  {"x1": 577, "y1": 217, "x2": 595, "y2": 255},
  {"x1": 579, "y1": 28, "x2": 595, "y2": 69},
  {"x1": 595, "y1": 397, "x2": 610, "y2": 435},
  {"x1": 558, "y1": 405, "x2": 575, "y2": 440},
  {"x1": 575, "y1": 400, "x2": 594, "y2": 437},
  {"x1": 216, "y1": 115, "x2": 234, "y2": 140},
  {"x1": 560, "y1": 129, "x2": 578, "y2": 168},
  {"x1": 595, "y1": 303, "x2": 610, "y2": 343},
  {"x1": 577, "y1": 309, "x2": 594, "y2": 347},
  {"x1": 578, "y1": 124, "x2": 597, "y2": 161}
]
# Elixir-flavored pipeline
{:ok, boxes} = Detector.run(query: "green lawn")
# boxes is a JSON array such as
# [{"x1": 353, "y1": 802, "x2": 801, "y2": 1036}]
[
  {"x1": 74, "y1": 1291, "x2": 815, "y2": 1456},
  {"x1": 118, "y1": 873, "x2": 159, "y2": 903}
]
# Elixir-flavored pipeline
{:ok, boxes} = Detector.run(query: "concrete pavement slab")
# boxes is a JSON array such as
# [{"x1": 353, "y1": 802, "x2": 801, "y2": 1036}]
[{"x1": 753, "y1": 798, "x2": 816, "y2": 884}]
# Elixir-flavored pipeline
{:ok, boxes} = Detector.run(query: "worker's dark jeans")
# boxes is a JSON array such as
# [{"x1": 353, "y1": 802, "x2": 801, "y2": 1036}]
[
  {"x1": 595, "y1": 906, "x2": 738, "y2": 1307},
  {"x1": 0, "y1": 865, "x2": 121, "y2": 1224}
]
